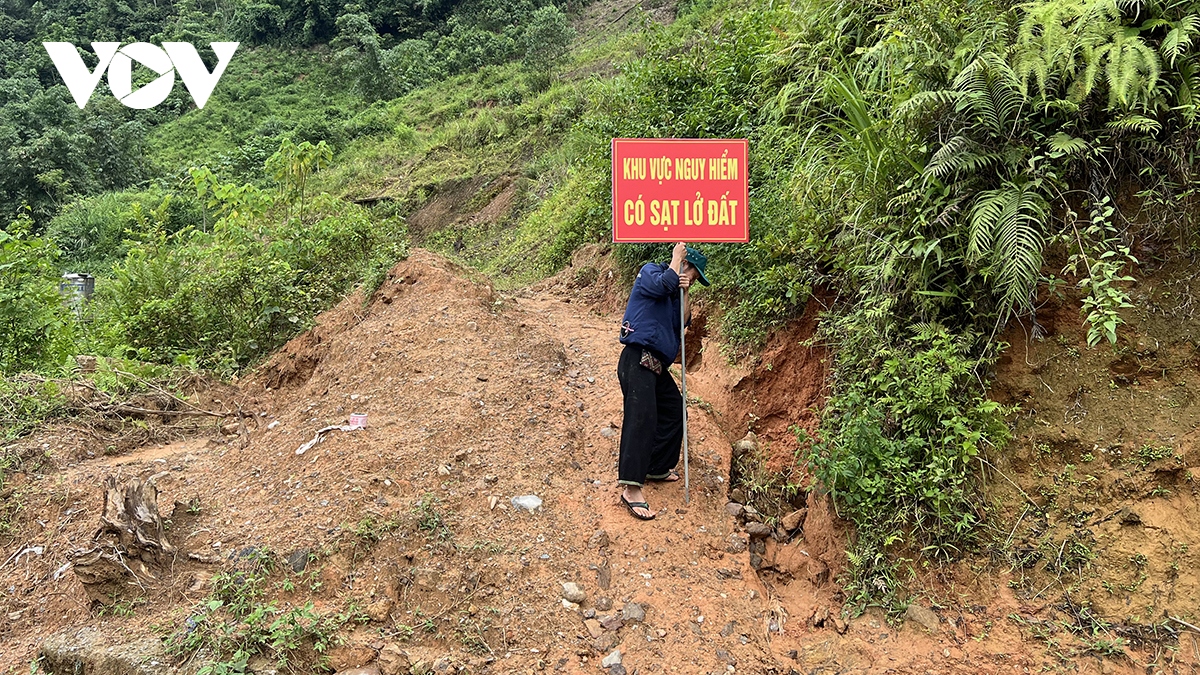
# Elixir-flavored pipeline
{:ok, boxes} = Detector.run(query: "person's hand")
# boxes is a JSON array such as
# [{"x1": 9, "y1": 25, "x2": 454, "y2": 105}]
[
  {"x1": 679, "y1": 274, "x2": 691, "y2": 289},
  {"x1": 671, "y1": 241, "x2": 687, "y2": 264}
]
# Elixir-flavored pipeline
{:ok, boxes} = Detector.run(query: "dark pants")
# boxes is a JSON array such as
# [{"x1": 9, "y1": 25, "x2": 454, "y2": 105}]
[{"x1": 617, "y1": 345, "x2": 683, "y2": 487}]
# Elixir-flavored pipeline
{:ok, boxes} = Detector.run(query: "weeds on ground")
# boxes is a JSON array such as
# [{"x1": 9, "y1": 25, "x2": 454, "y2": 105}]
[
  {"x1": 165, "y1": 551, "x2": 352, "y2": 674},
  {"x1": 353, "y1": 514, "x2": 401, "y2": 543},
  {"x1": 730, "y1": 438, "x2": 806, "y2": 526},
  {"x1": 413, "y1": 494, "x2": 453, "y2": 541},
  {"x1": 0, "y1": 451, "x2": 24, "y2": 539},
  {"x1": 1133, "y1": 444, "x2": 1175, "y2": 468}
]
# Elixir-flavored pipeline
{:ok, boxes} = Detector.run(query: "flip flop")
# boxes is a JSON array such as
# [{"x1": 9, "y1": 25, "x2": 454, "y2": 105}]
[
  {"x1": 621, "y1": 494, "x2": 655, "y2": 520},
  {"x1": 647, "y1": 470, "x2": 681, "y2": 483}
]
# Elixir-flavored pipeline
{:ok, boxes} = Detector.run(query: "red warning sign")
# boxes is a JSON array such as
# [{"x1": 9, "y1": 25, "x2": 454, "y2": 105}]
[{"x1": 611, "y1": 138, "x2": 749, "y2": 243}]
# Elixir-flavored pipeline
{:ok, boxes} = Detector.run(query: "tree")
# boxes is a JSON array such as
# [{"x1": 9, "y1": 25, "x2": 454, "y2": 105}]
[{"x1": 521, "y1": 4, "x2": 573, "y2": 80}]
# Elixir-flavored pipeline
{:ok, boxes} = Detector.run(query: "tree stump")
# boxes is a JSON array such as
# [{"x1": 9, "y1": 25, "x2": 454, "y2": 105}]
[{"x1": 71, "y1": 476, "x2": 175, "y2": 604}]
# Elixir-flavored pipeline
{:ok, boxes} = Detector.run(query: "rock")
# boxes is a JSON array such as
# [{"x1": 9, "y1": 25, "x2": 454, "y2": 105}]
[
  {"x1": 833, "y1": 616, "x2": 848, "y2": 634},
  {"x1": 75, "y1": 355, "x2": 98, "y2": 373},
  {"x1": 327, "y1": 644, "x2": 377, "y2": 671},
  {"x1": 609, "y1": 665, "x2": 627, "y2": 675},
  {"x1": 600, "y1": 614, "x2": 625, "y2": 631},
  {"x1": 1117, "y1": 506, "x2": 1142, "y2": 525},
  {"x1": 622, "y1": 602, "x2": 645, "y2": 623},
  {"x1": 601, "y1": 649, "x2": 623, "y2": 667},
  {"x1": 729, "y1": 488, "x2": 747, "y2": 504},
  {"x1": 715, "y1": 649, "x2": 734, "y2": 664},
  {"x1": 511, "y1": 495, "x2": 543, "y2": 511},
  {"x1": 562, "y1": 599, "x2": 580, "y2": 611},
  {"x1": 377, "y1": 643, "x2": 410, "y2": 675},
  {"x1": 904, "y1": 604, "x2": 939, "y2": 632},
  {"x1": 745, "y1": 522, "x2": 773, "y2": 538},
  {"x1": 592, "y1": 632, "x2": 620, "y2": 652},
  {"x1": 750, "y1": 552, "x2": 764, "y2": 569},
  {"x1": 595, "y1": 597, "x2": 613, "y2": 611},
  {"x1": 781, "y1": 508, "x2": 808, "y2": 532},
  {"x1": 732, "y1": 432, "x2": 757, "y2": 457},
  {"x1": 437, "y1": 464, "x2": 452, "y2": 476},
  {"x1": 589, "y1": 529, "x2": 610, "y2": 548},
  {"x1": 466, "y1": 321, "x2": 478, "y2": 331},
  {"x1": 584, "y1": 608, "x2": 596, "y2": 618},
  {"x1": 741, "y1": 504, "x2": 761, "y2": 521},
  {"x1": 41, "y1": 627, "x2": 172, "y2": 675},
  {"x1": 365, "y1": 600, "x2": 394, "y2": 622},
  {"x1": 287, "y1": 549, "x2": 311, "y2": 573},
  {"x1": 562, "y1": 582, "x2": 586, "y2": 604},
  {"x1": 600, "y1": 426, "x2": 618, "y2": 438},
  {"x1": 584, "y1": 618, "x2": 605, "y2": 638},
  {"x1": 719, "y1": 621, "x2": 736, "y2": 637},
  {"x1": 724, "y1": 502, "x2": 744, "y2": 517},
  {"x1": 725, "y1": 533, "x2": 748, "y2": 554}
]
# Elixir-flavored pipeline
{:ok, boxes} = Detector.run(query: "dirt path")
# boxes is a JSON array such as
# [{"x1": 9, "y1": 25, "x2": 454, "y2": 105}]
[{"x1": 1, "y1": 250, "x2": 1184, "y2": 674}]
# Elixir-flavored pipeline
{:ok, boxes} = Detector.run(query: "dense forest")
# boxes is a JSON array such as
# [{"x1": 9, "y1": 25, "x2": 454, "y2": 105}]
[{"x1": 5, "y1": 0, "x2": 1200, "y2": 632}]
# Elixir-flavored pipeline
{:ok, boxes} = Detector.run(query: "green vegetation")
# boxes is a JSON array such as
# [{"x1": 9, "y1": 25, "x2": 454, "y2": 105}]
[
  {"x1": 413, "y1": 493, "x2": 453, "y2": 541},
  {"x1": 1133, "y1": 443, "x2": 1174, "y2": 468},
  {"x1": 165, "y1": 551, "x2": 358, "y2": 674}
]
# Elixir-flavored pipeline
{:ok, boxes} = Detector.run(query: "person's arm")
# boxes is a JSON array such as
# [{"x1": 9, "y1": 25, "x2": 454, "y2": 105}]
[
  {"x1": 639, "y1": 241, "x2": 688, "y2": 299},
  {"x1": 669, "y1": 241, "x2": 686, "y2": 276}
]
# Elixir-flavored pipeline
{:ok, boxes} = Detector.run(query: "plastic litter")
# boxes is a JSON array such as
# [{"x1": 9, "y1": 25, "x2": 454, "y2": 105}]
[{"x1": 295, "y1": 424, "x2": 361, "y2": 455}]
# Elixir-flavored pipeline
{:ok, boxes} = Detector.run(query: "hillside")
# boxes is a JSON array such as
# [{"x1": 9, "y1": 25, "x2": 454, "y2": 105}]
[
  {"x1": 8, "y1": 0, "x2": 1200, "y2": 671},
  {"x1": 5, "y1": 249, "x2": 1195, "y2": 674}
]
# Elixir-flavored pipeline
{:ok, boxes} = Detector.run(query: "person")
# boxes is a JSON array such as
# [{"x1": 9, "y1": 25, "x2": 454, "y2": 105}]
[{"x1": 615, "y1": 241, "x2": 710, "y2": 520}]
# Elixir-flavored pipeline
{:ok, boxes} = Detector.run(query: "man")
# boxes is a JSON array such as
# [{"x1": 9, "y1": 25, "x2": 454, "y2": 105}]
[{"x1": 616, "y1": 241, "x2": 710, "y2": 520}]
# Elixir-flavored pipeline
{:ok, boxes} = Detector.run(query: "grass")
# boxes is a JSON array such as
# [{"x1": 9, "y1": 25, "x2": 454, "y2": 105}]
[
  {"x1": 413, "y1": 494, "x2": 453, "y2": 541},
  {"x1": 352, "y1": 514, "x2": 401, "y2": 543}
]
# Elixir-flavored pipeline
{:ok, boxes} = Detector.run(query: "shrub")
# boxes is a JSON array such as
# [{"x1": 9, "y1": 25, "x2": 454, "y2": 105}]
[
  {"x1": 89, "y1": 149, "x2": 408, "y2": 374},
  {"x1": 47, "y1": 191, "x2": 204, "y2": 274},
  {"x1": 805, "y1": 324, "x2": 1011, "y2": 562},
  {"x1": 0, "y1": 216, "x2": 75, "y2": 376}
]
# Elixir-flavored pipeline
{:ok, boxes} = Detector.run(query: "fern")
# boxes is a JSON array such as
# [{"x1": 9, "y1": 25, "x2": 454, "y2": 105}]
[
  {"x1": 1047, "y1": 131, "x2": 1090, "y2": 155},
  {"x1": 955, "y1": 53, "x2": 1026, "y2": 134},
  {"x1": 1106, "y1": 113, "x2": 1162, "y2": 132},
  {"x1": 968, "y1": 182, "x2": 1050, "y2": 314},
  {"x1": 1154, "y1": 15, "x2": 1200, "y2": 67},
  {"x1": 1015, "y1": 0, "x2": 1165, "y2": 110}
]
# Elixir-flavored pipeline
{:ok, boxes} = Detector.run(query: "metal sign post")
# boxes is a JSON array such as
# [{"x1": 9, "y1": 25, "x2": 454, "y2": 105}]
[{"x1": 680, "y1": 287, "x2": 689, "y2": 504}]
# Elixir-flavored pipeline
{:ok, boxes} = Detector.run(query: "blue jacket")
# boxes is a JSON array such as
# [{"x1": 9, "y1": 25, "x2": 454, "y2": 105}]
[{"x1": 619, "y1": 262, "x2": 687, "y2": 364}]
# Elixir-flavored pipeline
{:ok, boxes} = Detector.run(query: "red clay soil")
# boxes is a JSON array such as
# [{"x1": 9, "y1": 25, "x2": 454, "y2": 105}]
[
  {"x1": 984, "y1": 260, "x2": 1200, "y2": 670},
  {"x1": 0, "y1": 249, "x2": 1186, "y2": 674}
]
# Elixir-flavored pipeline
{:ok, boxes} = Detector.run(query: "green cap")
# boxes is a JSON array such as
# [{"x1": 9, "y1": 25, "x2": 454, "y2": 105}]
[{"x1": 685, "y1": 246, "x2": 711, "y2": 286}]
